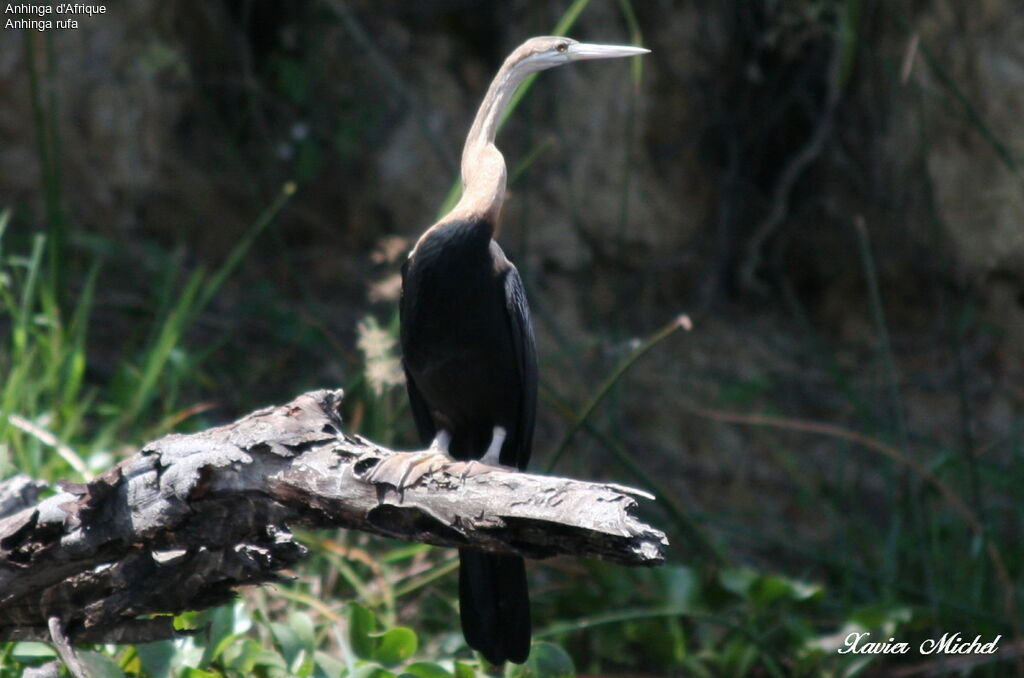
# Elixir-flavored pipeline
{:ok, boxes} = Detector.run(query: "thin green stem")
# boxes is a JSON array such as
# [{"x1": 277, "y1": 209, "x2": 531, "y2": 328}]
[
  {"x1": 854, "y1": 217, "x2": 908, "y2": 453},
  {"x1": 24, "y1": 33, "x2": 66, "y2": 306},
  {"x1": 196, "y1": 182, "x2": 296, "y2": 312},
  {"x1": 545, "y1": 315, "x2": 691, "y2": 472},
  {"x1": 542, "y1": 380, "x2": 725, "y2": 564},
  {"x1": 616, "y1": 0, "x2": 645, "y2": 85},
  {"x1": 887, "y1": 4, "x2": 1020, "y2": 179}
]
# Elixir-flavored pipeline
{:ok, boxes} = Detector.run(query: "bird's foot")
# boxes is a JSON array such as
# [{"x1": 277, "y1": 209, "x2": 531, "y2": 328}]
[
  {"x1": 365, "y1": 450, "x2": 452, "y2": 490},
  {"x1": 450, "y1": 457, "x2": 518, "y2": 481},
  {"x1": 450, "y1": 426, "x2": 516, "y2": 479},
  {"x1": 479, "y1": 447, "x2": 502, "y2": 467}
]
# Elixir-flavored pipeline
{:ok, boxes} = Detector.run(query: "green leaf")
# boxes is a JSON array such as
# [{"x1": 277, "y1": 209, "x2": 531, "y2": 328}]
[
  {"x1": 182, "y1": 668, "x2": 220, "y2": 678},
  {"x1": 167, "y1": 635, "x2": 205, "y2": 670},
  {"x1": 255, "y1": 647, "x2": 290, "y2": 670},
  {"x1": 222, "y1": 637, "x2": 267, "y2": 674},
  {"x1": 750, "y1": 574, "x2": 795, "y2": 606},
  {"x1": 136, "y1": 640, "x2": 175, "y2": 677},
  {"x1": 718, "y1": 568, "x2": 757, "y2": 597},
  {"x1": 353, "y1": 666, "x2": 396, "y2": 678},
  {"x1": 453, "y1": 661, "x2": 477, "y2": 678},
  {"x1": 10, "y1": 642, "x2": 57, "y2": 661},
  {"x1": 371, "y1": 627, "x2": 418, "y2": 667},
  {"x1": 399, "y1": 661, "x2": 453, "y2": 678},
  {"x1": 77, "y1": 651, "x2": 127, "y2": 678},
  {"x1": 788, "y1": 579, "x2": 824, "y2": 602},
  {"x1": 343, "y1": 603, "x2": 417, "y2": 667},
  {"x1": 290, "y1": 610, "x2": 317, "y2": 651},
  {"x1": 231, "y1": 600, "x2": 254, "y2": 635},
  {"x1": 718, "y1": 638, "x2": 758, "y2": 678},
  {"x1": 205, "y1": 601, "x2": 252, "y2": 663},
  {"x1": 271, "y1": 620, "x2": 304, "y2": 665},
  {"x1": 290, "y1": 648, "x2": 315, "y2": 677},
  {"x1": 517, "y1": 642, "x2": 574, "y2": 678},
  {"x1": 348, "y1": 602, "x2": 379, "y2": 660},
  {"x1": 314, "y1": 649, "x2": 348, "y2": 678}
]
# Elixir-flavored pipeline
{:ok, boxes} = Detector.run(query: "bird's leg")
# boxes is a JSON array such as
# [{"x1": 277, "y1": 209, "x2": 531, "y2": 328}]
[
  {"x1": 480, "y1": 426, "x2": 506, "y2": 466},
  {"x1": 459, "y1": 426, "x2": 514, "y2": 479},
  {"x1": 366, "y1": 429, "x2": 453, "y2": 489},
  {"x1": 429, "y1": 429, "x2": 452, "y2": 454}
]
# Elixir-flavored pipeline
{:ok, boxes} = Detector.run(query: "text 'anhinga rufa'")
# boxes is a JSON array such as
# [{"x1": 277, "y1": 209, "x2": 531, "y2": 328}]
[{"x1": 399, "y1": 36, "x2": 649, "y2": 665}]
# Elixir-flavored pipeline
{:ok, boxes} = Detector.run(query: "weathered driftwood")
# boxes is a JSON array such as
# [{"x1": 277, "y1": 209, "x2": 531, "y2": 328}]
[
  {"x1": 0, "y1": 474, "x2": 46, "y2": 518},
  {"x1": 0, "y1": 389, "x2": 667, "y2": 643}
]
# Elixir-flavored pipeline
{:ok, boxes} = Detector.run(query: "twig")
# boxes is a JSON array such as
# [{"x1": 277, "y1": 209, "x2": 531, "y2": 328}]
[
  {"x1": 546, "y1": 315, "x2": 692, "y2": 472},
  {"x1": 899, "y1": 33, "x2": 919, "y2": 85},
  {"x1": 48, "y1": 617, "x2": 88, "y2": 678},
  {"x1": 22, "y1": 661, "x2": 61, "y2": 678},
  {"x1": 739, "y1": 40, "x2": 842, "y2": 294},
  {"x1": 0, "y1": 474, "x2": 47, "y2": 519}
]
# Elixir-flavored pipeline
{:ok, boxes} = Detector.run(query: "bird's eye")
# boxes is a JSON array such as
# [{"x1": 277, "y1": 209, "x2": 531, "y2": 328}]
[{"x1": 556, "y1": 43, "x2": 568, "y2": 53}]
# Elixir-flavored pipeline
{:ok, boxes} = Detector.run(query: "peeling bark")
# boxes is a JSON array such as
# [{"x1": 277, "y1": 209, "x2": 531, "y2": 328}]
[{"x1": 0, "y1": 389, "x2": 667, "y2": 643}]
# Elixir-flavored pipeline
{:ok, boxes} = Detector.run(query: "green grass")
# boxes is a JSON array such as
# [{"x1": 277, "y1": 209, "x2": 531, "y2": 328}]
[{"x1": 0, "y1": 178, "x2": 295, "y2": 482}]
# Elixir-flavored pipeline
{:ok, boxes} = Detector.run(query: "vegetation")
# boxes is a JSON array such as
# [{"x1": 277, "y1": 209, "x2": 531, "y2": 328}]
[
  {"x1": 2, "y1": 0, "x2": 1021, "y2": 676},
  {"x1": 0, "y1": 210, "x2": 1010, "y2": 677}
]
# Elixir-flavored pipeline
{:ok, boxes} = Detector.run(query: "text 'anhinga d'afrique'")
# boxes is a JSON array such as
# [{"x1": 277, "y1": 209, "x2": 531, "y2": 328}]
[{"x1": 400, "y1": 36, "x2": 649, "y2": 665}]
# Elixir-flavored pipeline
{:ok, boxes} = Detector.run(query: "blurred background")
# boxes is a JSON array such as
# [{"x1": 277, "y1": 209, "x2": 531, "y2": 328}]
[{"x1": 2, "y1": 0, "x2": 1023, "y2": 675}]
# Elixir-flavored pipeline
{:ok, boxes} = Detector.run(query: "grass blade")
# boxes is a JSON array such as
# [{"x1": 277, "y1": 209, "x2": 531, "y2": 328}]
[{"x1": 545, "y1": 315, "x2": 691, "y2": 472}]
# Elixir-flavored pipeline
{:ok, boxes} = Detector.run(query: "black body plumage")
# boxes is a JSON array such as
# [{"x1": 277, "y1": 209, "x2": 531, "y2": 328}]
[{"x1": 400, "y1": 217, "x2": 537, "y2": 664}]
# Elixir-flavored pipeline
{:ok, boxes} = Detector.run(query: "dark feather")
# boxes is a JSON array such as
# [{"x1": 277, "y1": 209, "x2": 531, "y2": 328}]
[
  {"x1": 400, "y1": 217, "x2": 536, "y2": 664},
  {"x1": 500, "y1": 257, "x2": 537, "y2": 470},
  {"x1": 459, "y1": 548, "x2": 530, "y2": 665}
]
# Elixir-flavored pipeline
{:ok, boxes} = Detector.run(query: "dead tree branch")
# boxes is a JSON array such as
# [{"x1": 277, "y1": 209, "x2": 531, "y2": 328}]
[{"x1": 0, "y1": 389, "x2": 667, "y2": 644}]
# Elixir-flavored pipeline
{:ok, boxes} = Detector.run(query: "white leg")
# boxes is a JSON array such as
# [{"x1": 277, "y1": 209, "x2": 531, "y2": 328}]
[
  {"x1": 429, "y1": 430, "x2": 451, "y2": 453},
  {"x1": 480, "y1": 425, "x2": 506, "y2": 466}
]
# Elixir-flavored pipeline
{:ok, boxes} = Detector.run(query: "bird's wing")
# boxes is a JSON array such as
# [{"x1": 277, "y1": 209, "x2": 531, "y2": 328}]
[
  {"x1": 403, "y1": 365, "x2": 437, "y2": 444},
  {"x1": 400, "y1": 256, "x2": 436, "y2": 445},
  {"x1": 503, "y1": 264, "x2": 538, "y2": 470}
]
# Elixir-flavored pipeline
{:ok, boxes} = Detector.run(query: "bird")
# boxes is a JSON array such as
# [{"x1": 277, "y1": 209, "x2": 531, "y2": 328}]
[{"x1": 399, "y1": 36, "x2": 650, "y2": 665}]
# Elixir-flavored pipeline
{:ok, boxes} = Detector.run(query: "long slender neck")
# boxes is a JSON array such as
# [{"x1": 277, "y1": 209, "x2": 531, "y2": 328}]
[
  {"x1": 462, "y1": 56, "x2": 529, "y2": 171},
  {"x1": 444, "y1": 54, "x2": 536, "y2": 226}
]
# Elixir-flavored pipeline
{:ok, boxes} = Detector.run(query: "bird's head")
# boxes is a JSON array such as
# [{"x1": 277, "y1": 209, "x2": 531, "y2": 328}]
[{"x1": 508, "y1": 36, "x2": 650, "y2": 75}]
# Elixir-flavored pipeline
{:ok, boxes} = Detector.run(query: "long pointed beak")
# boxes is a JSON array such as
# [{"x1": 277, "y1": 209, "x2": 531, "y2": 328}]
[{"x1": 565, "y1": 43, "x2": 651, "y2": 61}]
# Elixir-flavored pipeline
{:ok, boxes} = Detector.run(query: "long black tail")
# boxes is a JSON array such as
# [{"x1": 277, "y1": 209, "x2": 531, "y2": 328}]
[{"x1": 458, "y1": 548, "x2": 531, "y2": 664}]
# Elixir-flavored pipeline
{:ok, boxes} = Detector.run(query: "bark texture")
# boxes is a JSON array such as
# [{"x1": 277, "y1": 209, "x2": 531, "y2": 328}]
[{"x1": 0, "y1": 389, "x2": 666, "y2": 643}]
